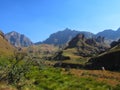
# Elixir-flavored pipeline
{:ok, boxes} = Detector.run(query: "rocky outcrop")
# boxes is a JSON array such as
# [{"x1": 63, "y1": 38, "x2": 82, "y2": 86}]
[
  {"x1": 53, "y1": 34, "x2": 109, "y2": 61},
  {"x1": 66, "y1": 34, "x2": 109, "y2": 57}
]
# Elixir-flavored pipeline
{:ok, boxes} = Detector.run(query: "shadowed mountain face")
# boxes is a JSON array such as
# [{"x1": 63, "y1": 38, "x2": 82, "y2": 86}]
[
  {"x1": 85, "y1": 39, "x2": 120, "y2": 71},
  {"x1": 5, "y1": 31, "x2": 33, "y2": 47},
  {"x1": 42, "y1": 28, "x2": 94, "y2": 45}
]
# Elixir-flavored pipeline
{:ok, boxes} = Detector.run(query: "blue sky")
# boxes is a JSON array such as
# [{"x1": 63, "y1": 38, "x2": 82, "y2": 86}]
[{"x1": 0, "y1": 0, "x2": 120, "y2": 42}]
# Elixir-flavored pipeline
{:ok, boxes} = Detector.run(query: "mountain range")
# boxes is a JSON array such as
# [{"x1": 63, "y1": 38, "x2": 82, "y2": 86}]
[
  {"x1": 42, "y1": 28, "x2": 94, "y2": 45},
  {"x1": 96, "y1": 28, "x2": 120, "y2": 40},
  {"x1": 4, "y1": 27, "x2": 120, "y2": 47},
  {"x1": 38, "y1": 28, "x2": 120, "y2": 45}
]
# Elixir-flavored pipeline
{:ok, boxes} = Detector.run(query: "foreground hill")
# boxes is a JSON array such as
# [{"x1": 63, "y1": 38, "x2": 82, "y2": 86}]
[
  {"x1": 5, "y1": 31, "x2": 33, "y2": 47},
  {"x1": 0, "y1": 31, "x2": 15, "y2": 57},
  {"x1": 85, "y1": 39, "x2": 120, "y2": 71},
  {"x1": 41, "y1": 28, "x2": 94, "y2": 45}
]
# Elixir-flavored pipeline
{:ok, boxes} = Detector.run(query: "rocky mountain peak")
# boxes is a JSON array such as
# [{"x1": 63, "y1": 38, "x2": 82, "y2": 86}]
[
  {"x1": 96, "y1": 36, "x2": 105, "y2": 43},
  {"x1": 5, "y1": 31, "x2": 33, "y2": 47},
  {"x1": 41, "y1": 28, "x2": 94, "y2": 45},
  {"x1": 67, "y1": 34, "x2": 86, "y2": 48},
  {"x1": 66, "y1": 34, "x2": 109, "y2": 57},
  {"x1": 77, "y1": 34, "x2": 85, "y2": 40}
]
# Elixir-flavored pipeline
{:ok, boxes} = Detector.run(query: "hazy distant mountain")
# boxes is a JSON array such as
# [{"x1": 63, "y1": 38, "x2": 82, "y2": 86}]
[
  {"x1": 42, "y1": 28, "x2": 94, "y2": 45},
  {"x1": 96, "y1": 28, "x2": 120, "y2": 41},
  {"x1": 36, "y1": 28, "x2": 120, "y2": 46},
  {"x1": 34, "y1": 41, "x2": 42, "y2": 45},
  {"x1": 5, "y1": 31, "x2": 33, "y2": 47}
]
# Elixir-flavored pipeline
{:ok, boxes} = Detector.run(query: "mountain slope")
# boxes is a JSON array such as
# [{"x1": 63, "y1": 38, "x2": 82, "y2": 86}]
[
  {"x1": 53, "y1": 34, "x2": 109, "y2": 64},
  {"x1": 85, "y1": 39, "x2": 120, "y2": 71},
  {"x1": 42, "y1": 28, "x2": 94, "y2": 45},
  {"x1": 5, "y1": 31, "x2": 33, "y2": 47},
  {"x1": 96, "y1": 28, "x2": 120, "y2": 41},
  {"x1": 0, "y1": 31, "x2": 15, "y2": 56},
  {"x1": 23, "y1": 44, "x2": 59, "y2": 59},
  {"x1": 66, "y1": 34, "x2": 109, "y2": 57}
]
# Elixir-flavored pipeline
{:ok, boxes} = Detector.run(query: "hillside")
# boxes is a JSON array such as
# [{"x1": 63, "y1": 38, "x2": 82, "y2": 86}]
[
  {"x1": 0, "y1": 31, "x2": 15, "y2": 57},
  {"x1": 85, "y1": 39, "x2": 120, "y2": 71},
  {"x1": 23, "y1": 44, "x2": 59, "y2": 59},
  {"x1": 53, "y1": 34, "x2": 109, "y2": 66},
  {"x1": 41, "y1": 28, "x2": 94, "y2": 45},
  {"x1": 53, "y1": 34, "x2": 109, "y2": 68},
  {"x1": 5, "y1": 31, "x2": 33, "y2": 47}
]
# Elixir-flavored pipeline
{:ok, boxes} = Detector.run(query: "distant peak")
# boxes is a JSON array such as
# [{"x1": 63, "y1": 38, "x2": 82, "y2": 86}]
[
  {"x1": 5, "y1": 31, "x2": 33, "y2": 47},
  {"x1": 10, "y1": 31, "x2": 19, "y2": 33},
  {"x1": 104, "y1": 29, "x2": 114, "y2": 31},
  {"x1": 64, "y1": 28, "x2": 71, "y2": 31},
  {"x1": 7, "y1": 31, "x2": 20, "y2": 36}
]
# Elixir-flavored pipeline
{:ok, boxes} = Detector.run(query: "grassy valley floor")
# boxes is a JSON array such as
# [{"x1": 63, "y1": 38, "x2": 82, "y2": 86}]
[{"x1": 0, "y1": 65, "x2": 120, "y2": 90}]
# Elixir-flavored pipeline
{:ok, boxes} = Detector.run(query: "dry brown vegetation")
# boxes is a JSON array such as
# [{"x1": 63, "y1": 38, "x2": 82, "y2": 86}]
[
  {"x1": 0, "y1": 35, "x2": 15, "y2": 57},
  {"x1": 0, "y1": 82, "x2": 16, "y2": 90},
  {"x1": 68, "y1": 69, "x2": 120, "y2": 86},
  {"x1": 23, "y1": 44, "x2": 59, "y2": 58}
]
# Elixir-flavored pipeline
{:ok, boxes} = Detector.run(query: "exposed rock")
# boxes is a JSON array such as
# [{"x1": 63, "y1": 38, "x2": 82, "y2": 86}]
[
  {"x1": 66, "y1": 34, "x2": 109, "y2": 57},
  {"x1": 5, "y1": 31, "x2": 33, "y2": 47},
  {"x1": 53, "y1": 34, "x2": 109, "y2": 61}
]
